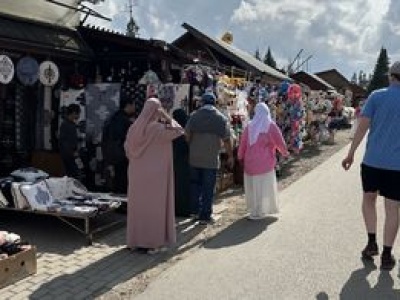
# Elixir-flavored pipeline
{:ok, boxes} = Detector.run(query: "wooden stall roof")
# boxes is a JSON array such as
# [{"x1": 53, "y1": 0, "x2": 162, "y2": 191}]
[
  {"x1": 314, "y1": 69, "x2": 350, "y2": 90},
  {"x1": 0, "y1": 12, "x2": 93, "y2": 60},
  {"x1": 291, "y1": 71, "x2": 336, "y2": 91},
  {"x1": 78, "y1": 25, "x2": 192, "y2": 64},
  {"x1": 348, "y1": 82, "x2": 367, "y2": 98},
  {"x1": 173, "y1": 23, "x2": 290, "y2": 81}
]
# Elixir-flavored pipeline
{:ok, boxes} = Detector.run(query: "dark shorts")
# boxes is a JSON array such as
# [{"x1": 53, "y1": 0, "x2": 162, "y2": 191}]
[{"x1": 361, "y1": 164, "x2": 400, "y2": 200}]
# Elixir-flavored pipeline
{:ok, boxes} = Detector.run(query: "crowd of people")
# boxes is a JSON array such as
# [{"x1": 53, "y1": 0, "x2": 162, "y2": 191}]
[
  {"x1": 57, "y1": 75, "x2": 364, "y2": 255},
  {"x1": 121, "y1": 91, "x2": 290, "y2": 254}
]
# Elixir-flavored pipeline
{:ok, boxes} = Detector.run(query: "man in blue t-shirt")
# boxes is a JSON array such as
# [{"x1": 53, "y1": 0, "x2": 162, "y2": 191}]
[{"x1": 342, "y1": 61, "x2": 400, "y2": 270}]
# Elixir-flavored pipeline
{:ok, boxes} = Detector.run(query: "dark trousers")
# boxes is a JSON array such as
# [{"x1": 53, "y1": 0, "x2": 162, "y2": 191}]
[
  {"x1": 62, "y1": 155, "x2": 80, "y2": 179},
  {"x1": 113, "y1": 160, "x2": 128, "y2": 195},
  {"x1": 190, "y1": 167, "x2": 217, "y2": 220}
]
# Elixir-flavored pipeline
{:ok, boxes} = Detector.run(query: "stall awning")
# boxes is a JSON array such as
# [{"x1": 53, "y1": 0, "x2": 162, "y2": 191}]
[
  {"x1": 0, "y1": 13, "x2": 93, "y2": 60},
  {"x1": 173, "y1": 23, "x2": 291, "y2": 81}
]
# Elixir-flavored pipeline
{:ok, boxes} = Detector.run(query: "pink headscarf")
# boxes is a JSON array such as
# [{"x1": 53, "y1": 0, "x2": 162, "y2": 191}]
[
  {"x1": 124, "y1": 98, "x2": 162, "y2": 159},
  {"x1": 248, "y1": 103, "x2": 274, "y2": 146}
]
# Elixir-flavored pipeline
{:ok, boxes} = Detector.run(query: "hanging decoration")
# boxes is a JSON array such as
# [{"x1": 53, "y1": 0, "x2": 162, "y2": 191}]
[
  {"x1": 16, "y1": 56, "x2": 39, "y2": 86},
  {"x1": 69, "y1": 63, "x2": 86, "y2": 89},
  {"x1": 39, "y1": 61, "x2": 59, "y2": 86},
  {"x1": 138, "y1": 69, "x2": 160, "y2": 85},
  {"x1": 0, "y1": 55, "x2": 14, "y2": 84}
]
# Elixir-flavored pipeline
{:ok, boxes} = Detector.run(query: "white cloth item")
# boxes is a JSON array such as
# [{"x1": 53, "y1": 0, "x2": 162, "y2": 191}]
[
  {"x1": 248, "y1": 103, "x2": 273, "y2": 146},
  {"x1": 0, "y1": 190, "x2": 8, "y2": 207},
  {"x1": 68, "y1": 178, "x2": 88, "y2": 196},
  {"x1": 19, "y1": 180, "x2": 54, "y2": 211},
  {"x1": 11, "y1": 183, "x2": 31, "y2": 209},
  {"x1": 244, "y1": 171, "x2": 279, "y2": 218},
  {"x1": 45, "y1": 176, "x2": 70, "y2": 200}
]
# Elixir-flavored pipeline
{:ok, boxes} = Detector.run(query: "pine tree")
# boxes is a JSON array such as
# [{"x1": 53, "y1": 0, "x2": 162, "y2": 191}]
[
  {"x1": 263, "y1": 47, "x2": 277, "y2": 69},
  {"x1": 254, "y1": 48, "x2": 261, "y2": 61},
  {"x1": 358, "y1": 71, "x2": 364, "y2": 84},
  {"x1": 367, "y1": 47, "x2": 390, "y2": 94}
]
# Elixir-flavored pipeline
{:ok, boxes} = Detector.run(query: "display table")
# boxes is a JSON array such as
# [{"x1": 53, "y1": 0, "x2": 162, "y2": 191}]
[
  {"x1": 0, "y1": 200, "x2": 124, "y2": 245},
  {"x1": 0, "y1": 175, "x2": 126, "y2": 245}
]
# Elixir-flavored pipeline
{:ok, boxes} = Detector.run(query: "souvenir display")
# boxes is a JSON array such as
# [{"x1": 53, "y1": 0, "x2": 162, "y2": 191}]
[
  {"x1": 1, "y1": 171, "x2": 121, "y2": 215},
  {"x1": 139, "y1": 69, "x2": 160, "y2": 85},
  {"x1": 85, "y1": 83, "x2": 121, "y2": 187},
  {"x1": 16, "y1": 56, "x2": 39, "y2": 86},
  {"x1": 0, "y1": 55, "x2": 14, "y2": 84},
  {"x1": 39, "y1": 61, "x2": 59, "y2": 86},
  {"x1": 158, "y1": 83, "x2": 175, "y2": 111}
]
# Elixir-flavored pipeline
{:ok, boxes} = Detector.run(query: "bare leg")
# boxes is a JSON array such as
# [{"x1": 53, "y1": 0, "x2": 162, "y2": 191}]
[
  {"x1": 362, "y1": 192, "x2": 378, "y2": 234},
  {"x1": 383, "y1": 198, "x2": 400, "y2": 247}
]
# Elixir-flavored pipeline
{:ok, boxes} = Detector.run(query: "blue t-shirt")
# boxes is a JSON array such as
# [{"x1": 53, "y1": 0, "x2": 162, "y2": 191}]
[{"x1": 361, "y1": 84, "x2": 400, "y2": 170}]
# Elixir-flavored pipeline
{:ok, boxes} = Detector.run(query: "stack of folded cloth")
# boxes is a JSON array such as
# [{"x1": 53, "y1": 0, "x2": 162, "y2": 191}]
[
  {"x1": 0, "y1": 231, "x2": 31, "y2": 260},
  {"x1": 47, "y1": 199, "x2": 98, "y2": 215},
  {"x1": 47, "y1": 195, "x2": 121, "y2": 215}
]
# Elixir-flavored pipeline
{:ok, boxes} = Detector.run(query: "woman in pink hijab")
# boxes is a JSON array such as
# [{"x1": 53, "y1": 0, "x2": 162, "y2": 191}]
[
  {"x1": 238, "y1": 103, "x2": 289, "y2": 220},
  {"x1": 124, "y1": 98, "x2": 184, "y2": 253}
]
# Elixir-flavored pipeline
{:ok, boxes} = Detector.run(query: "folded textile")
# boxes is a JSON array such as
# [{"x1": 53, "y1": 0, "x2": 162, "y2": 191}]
[{"x1": 11, "y1": 167, "x2": 49, "y2": 182}]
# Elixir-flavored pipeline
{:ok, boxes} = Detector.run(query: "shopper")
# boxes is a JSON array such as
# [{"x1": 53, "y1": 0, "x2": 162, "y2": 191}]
[
  {"x1": 102, "y1": 95, "x2": 136, "y2": 194},
  {"x1": 125, "y1": 98, "x2": 184, "y2": 254},
  {"x1": 342, "y1": 61, "x2": 400, "y2": 270},
  {"x1": 186, "y1": 93, "x2": 234, "y2": 225},
  {"x1": 238, "y1": 103, "x2": 289, "y2": 220},
  {"x1": 172, "y1": 109, "x2": 190, "y2": 217},
  {"x1": 59, "y1": 104, "x2": 81, "y2": 179}
]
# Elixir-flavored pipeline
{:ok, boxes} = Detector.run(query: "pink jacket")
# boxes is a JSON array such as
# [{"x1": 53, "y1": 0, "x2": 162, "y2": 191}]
[{"x1": 238, "y1": 123, "x2": 289, "y2": 176}]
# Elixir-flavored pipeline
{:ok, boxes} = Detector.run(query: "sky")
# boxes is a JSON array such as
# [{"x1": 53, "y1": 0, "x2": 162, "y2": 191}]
[{"x1": 85, "y1": 0, "x2": 400, "y2": 79}]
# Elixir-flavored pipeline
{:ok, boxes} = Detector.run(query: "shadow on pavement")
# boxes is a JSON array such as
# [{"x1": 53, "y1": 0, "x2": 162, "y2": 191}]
[
  {"x1": 0, "y1": 210, "x2": 102, "y2": 255},
  {"x1": 215, "y1": 187, "x2": 244, "y2": 204},
  {"x1": 28, "y1": 219, "x2": 207, "y2": 300},
  {"x1": 317, "y1": 259, "x2": 400, "y2": 300},
  {"x1": 278, "y1": 144, "x2": 322, "y2": 181},
  {"x1": 204, "y1": 216, "x2": 278, "y2": 249}
]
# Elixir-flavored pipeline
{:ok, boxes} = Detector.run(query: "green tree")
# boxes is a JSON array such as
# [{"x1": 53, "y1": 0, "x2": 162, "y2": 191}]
[
  {"x1": 254, "y1": 48, "x2": 261, "y2": 61},
  {"x1": 263, "y1": 47, "x2": 277, "y2": 69},
  {"x1": 367, "y1": 47, "x2": 390, "y2": 94}
]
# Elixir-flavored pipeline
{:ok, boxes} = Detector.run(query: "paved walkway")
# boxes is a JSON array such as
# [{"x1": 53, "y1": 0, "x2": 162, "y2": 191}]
[
  {"x1": 0, "y1": 199, "x2": 228, "y2": 300},
  {"x1": 3, "y1": 141, "x2": 399, "y2": 299},
  {"x1": 133, "y1": 143, "x2": 400, "y2": 300}
]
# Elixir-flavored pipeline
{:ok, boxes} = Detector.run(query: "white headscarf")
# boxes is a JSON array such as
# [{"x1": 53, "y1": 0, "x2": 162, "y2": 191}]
[{"x1": 248, "y1": 103, "x2": 273, "y2": 146}]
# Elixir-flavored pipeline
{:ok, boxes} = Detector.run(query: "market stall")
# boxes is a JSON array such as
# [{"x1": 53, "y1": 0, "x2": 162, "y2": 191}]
[{"x1": 0, "y1": 169, "x2": 124, "y2": 244}]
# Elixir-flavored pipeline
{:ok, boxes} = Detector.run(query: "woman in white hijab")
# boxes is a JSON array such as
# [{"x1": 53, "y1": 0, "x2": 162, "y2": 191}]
[{"x1": 238, "y1": 103, "x2": 289, "y2": 219}]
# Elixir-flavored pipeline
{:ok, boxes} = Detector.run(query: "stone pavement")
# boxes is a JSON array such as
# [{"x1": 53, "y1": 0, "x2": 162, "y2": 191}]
[
  {"x1": 132, "y1": 142, "x2": 400, "y2": 300},
  {"x1": 0, "y1": 202, "x2": 229, "y2": 299}
]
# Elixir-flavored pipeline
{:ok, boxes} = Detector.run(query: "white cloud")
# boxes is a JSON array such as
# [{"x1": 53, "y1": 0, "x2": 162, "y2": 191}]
[
  {"x1": 83, "y1": 0, "x2": 400, "y2": 78},
  {"x1": 230, "y1": 0, "x2": 393, "y2": 76}
]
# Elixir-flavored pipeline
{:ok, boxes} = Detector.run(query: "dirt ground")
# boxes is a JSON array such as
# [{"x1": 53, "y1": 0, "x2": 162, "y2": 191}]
[{"x1": 99, "y1": 128, "x2": 352, "y2": 300}]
